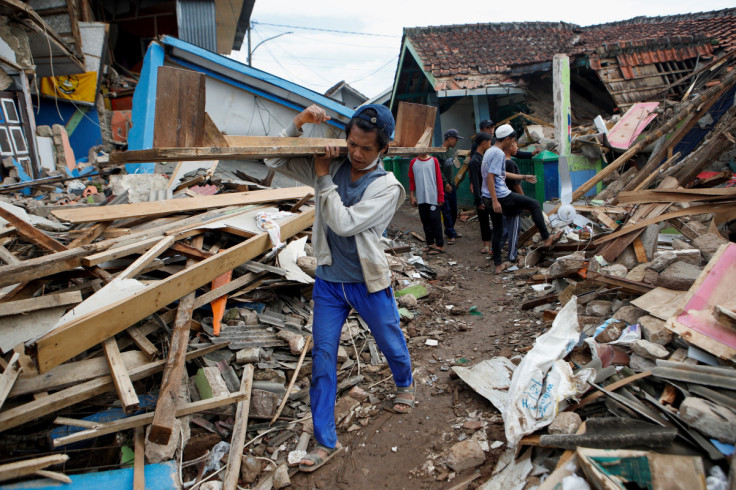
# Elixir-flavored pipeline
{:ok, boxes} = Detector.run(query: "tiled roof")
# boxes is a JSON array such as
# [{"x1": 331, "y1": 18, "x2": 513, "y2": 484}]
[{"x1": 404, "y1": 8, "x2": 736, "y2": 90}]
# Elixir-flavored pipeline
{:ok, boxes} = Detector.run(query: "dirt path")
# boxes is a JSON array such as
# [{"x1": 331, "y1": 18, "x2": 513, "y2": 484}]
[{"x1": 291, "y1": 202, "x2": 545, "y2": 488}]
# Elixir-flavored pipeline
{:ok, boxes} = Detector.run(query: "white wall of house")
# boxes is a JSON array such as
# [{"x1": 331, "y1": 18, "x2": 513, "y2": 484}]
[
  {"x1": 438, "y1": 97, "x2": 475, "y2": 151},
  {"x1": 204, "y1": 77, "x2": 346, "y2": 139}
]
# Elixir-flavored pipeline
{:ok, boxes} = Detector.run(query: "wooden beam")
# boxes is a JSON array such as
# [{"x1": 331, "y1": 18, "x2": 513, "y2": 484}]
[
  {"x1": 52, "y1": 391, "x2": 246, "y2": 447},
  {"x1": 126, "y1": 326, "x2": 158, "y2": 360},
  {"x1": 203, "y1": 113, "x2": 229, "y2": 147},
  {"x1": 148, "y1": 290, "x2": 194, "y2": 444},
  {"x1": 82, "y1": 236, "x2": 172, "y2": 267},
  {"x1": 103, "y1": 337, "x2": 139, "y2": 413},
  {"x1": 116, "y1": 235, "x2": 176, "y2": 280},
  {"x1": 587, "y1": 272, "x2": 654, "y2": 295},
  {"x1": 153, "y1": 66, "x2": 205, "y2": 148},
  {"x1": 0, "y1": 353, "x2": 21, "y2": 411},
  {"x1": 223, "y1": 364, "x2": 254, "y2": 489},
  {"x1": 0, "y1": 454, "x2": 69, "y2": 483},
  {"x1": 632, "y1": 238, "x2": 648, "y2": 263},
  {"x1": 106, "y1": 146, "x2": 445, "y2": 165},
  {"x1": 0, "y1": 207, "x2": 66, "y2": 253},
  {"x1": 0, "y1": 344, "x2": 225, "y2": 432},
  {"x1": 134, "y1": 426, "x2": 145, "y2": 490},
  {"x1": 0, "y1": 291, "x2": 81, "y2": 317},
  {"x1": 0, "y1": 245, "x2": 19, "y2": 265},
  {"x1": 52, "y1": 186, "x2": 313, "y2": 224},
  {"x1": 0, "y1": 206, "x2": 265, "y2": 288},
  {"x1": 33, "y1": 210, "x2": 314, "y2": 373},
  {"x1": 149, "y1": 235, "x2": 201, "y2": 445},
  {"x1": 617, "y1": 188, "x2": 736, "y2": 204},
  {"x1": 9, "y1": 350, "x2": 148, "y2": 398},
  {"x1": 593, "y1": 202, "x2": 736, "y2": 245}
]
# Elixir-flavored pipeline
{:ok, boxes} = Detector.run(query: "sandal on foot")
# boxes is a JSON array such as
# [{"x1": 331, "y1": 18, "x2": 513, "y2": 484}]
[
  {"x1": 427, "y1": 247, "x2": 445, "y2": 255},
  {"x1": 480, "y1": 248, "x2": 490, "y2": 254},
  {"x1": 421, "y1": 246, "x2": 433, "y2": 252},
  {"x1": 447, "y1": 238, "x2": 456, "y2": 245},
  {"x1": 385, "y1": 383, "x2": 415, "y2": 414},
  {"x1": 299, "y1": 443, "x2": 343, "y2": 473}
]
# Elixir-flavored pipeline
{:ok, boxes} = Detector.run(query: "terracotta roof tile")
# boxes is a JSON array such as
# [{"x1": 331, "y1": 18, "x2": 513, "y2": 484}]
[{"x1": 405, "y1": 8, "x2": 736, "y2": 90}]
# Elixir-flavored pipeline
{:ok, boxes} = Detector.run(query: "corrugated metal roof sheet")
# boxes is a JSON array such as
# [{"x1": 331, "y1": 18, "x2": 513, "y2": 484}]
[{"x1": 176, "y1": 0, "x2": 217, "y2": 53}]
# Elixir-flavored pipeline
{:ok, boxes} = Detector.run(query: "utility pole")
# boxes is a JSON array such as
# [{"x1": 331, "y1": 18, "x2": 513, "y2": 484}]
[{"x1": 247, "y1": 25, "x2": 292, "y2": 67}]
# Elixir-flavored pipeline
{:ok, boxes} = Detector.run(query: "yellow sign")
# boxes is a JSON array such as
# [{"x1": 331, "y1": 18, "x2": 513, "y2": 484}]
[{"x1": 40, "y1": 72, "x2": 97, "y2": 104}]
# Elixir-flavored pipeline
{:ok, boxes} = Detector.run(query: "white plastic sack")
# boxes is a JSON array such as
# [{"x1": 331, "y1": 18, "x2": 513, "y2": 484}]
[{"x1": 503, "y1": 297, "x2": 595, "y2": 447}]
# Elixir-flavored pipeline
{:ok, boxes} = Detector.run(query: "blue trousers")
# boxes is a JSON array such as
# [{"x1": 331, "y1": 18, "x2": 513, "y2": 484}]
[
  {"x1": 440, "y1": 186, "x2": 458, "y2": 238},
  {"x1": 310, "y1": 278, "x2": 413, "y2": 448}
]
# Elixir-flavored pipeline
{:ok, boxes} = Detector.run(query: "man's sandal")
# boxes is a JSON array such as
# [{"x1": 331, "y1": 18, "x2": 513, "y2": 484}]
[
  {"x1": 384, "y1": 383, "x2": 415, "y2": 414},
  {"x1": 299, "y1": 443, "x2": 343, "y2": 473}
]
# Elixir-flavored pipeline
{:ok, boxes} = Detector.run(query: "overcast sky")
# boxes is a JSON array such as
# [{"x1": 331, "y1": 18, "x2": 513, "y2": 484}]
[{"x1": 228, "y1": 1, "x2": 733, "y2": 100}]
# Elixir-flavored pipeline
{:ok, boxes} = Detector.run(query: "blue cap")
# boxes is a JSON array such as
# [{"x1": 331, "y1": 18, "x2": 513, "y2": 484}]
[
  {"x1": 353, "y1": 104, "x2": 395, "y2": 141},
  {"x1": 444, "y1": 129, "x2": 463, "y2": 140}
]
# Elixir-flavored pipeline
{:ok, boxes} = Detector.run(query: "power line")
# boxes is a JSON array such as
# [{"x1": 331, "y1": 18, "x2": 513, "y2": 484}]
[
  {"x1": 349, "y1": 56, "x2": 398, "y2": 85},
  {"x1": 252, "y1": 21, "x2": 399, "y2": 38}
]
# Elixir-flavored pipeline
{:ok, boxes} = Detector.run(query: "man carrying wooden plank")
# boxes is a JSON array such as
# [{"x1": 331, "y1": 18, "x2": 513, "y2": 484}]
[{"x1": 266, "y1": 104, "x2": 414, "y2": 473}]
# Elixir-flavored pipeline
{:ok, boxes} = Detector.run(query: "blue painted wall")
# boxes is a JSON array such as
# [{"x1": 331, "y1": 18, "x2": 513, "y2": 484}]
[
  {"x1": 33, "y1": 100, "x2": 102, "y2": 166},
  {"x1": 127, "y1": 42, "x2": 165, "y2": 174}
]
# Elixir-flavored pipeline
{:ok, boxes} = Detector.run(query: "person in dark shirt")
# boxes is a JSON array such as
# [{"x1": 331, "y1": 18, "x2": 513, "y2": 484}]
[
  {"x1": 433, "y1": 129, "x2": 463, "y2": 244},
  {"x1": 468, "y1": 132, "x2": 493, "y2": 253}
]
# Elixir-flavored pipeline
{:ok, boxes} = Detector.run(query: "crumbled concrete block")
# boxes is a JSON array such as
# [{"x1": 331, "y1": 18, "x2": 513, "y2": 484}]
[
  {"x1": 586, "y1": 300, "x2": 612, "y2": 317},
  {"x1": 626, "y1": 264, "x2": 649, "y2": 282},
  {"x1": 601, "y1": 264, "x2": 628, "y2": 278},
  {"x1": 613, "y1": 305, "x2": 646, "y2": 325},
  {"x1": 631, "y1": 339, "x2": 669, "y2": 360},
  {"x1": 595, "y1": 321, "x2": 625, "y2": 344},
  {"x1": 397, "y1": 293, "x2": 418, "y2": 308},
  {"x1": 548, "y1": 412, "x2": 582, "y2": 435},
  {"x1": 273, "y1": 464, "x2": 291, "y2": 489},
  {"x1": 547, "y1": 252, "x2": 587, "y2": 277},
  {"x1": 672, "y1": 238, "x2": 691, "y2": 250},
  {"x1": 241, "y1": 455, "x2": 261, "y2": 484},
  {"x1": 642, "y1": 269, "x2": 659, "y2": 285},
  {"x1": 239, "y1": 308, "x2": 259, "y2": 325},
  {"x1": 638, "y1": 315, "x2": 674, "y2": 345},
  {"x1": 277, "y1": 330, "x2": 306, "y2": 355},
  {"x1": 236, "y1": 347, "x2": 260, "y2": 364},
  {"x1": 250, "y1": 389, "x2": 281, "y2": 418},
  {"x1": 629, "y1": 353, "x2": 656, "y2": 371},
  {"x1": 614, "y1": 245, "x2": 639, "y2": 271},
  {"x1": 648, "y1": 251, "x2": 678, "y2": 273},
  {"x1": 334, "y1": 396, "x2": 360, "y2": 425},
  {"x1": 195, "y1": 366, "x2": 230, "y2": 400},
  {"x1": 692, "y1": 233, "x2": 727, "y2": 262},
  {"x1": 656, "y1": 261, "x2": 702, "y2": 291},
  {"x1": 348, "y1": 386, "x2": 369, "y2": 402},
  {"x1": 680, "y1": 397, "x2": 736, "y2": 443},
  {"x1": 445, "y1": 439, "x2": 486, "y2": 472}
]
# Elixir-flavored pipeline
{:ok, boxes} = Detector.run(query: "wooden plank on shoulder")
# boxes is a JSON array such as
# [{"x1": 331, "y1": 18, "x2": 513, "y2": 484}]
[{"x1": 52, "y1": 186, "x2": 313, "y2": 224}]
